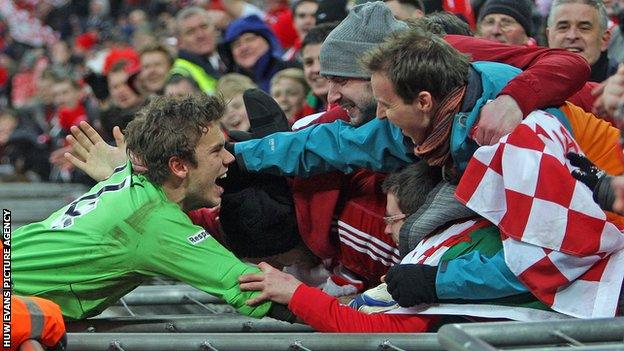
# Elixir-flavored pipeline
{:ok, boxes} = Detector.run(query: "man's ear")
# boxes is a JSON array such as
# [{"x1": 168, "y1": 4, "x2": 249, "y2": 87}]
[
  {"x1": 601, "y1": 28, "x2": 612, "y2": 52},
  {"x1": 414, "y1": 91, "x2": 434, "y2": 113},
  {"x1": 169, "y1": 156, "x2": 189, "y2": 179}
]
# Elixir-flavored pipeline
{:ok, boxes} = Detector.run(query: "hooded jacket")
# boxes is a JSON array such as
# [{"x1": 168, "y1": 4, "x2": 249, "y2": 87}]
[{"x1": 219, "y1": 15, "x2": 297, "y2": 92}]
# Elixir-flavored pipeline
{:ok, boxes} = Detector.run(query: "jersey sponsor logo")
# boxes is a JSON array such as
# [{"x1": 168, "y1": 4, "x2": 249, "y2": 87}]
[
  {"x1": 50, "y1": 177, "x2": 130, "y2": 230},
  {"x1": 187, "y1": 230, "x2": 211, "y2": 245}
]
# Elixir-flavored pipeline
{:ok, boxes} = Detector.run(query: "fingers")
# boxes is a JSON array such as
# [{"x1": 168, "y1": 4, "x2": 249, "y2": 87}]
[
  {"x1": 238, "y1": 273, "x2": 265, "y2": 283},
  {"x1": 567, "y1": 152, "x2": 593, "y2": 169},
  {"x1": 570, "y1": 169, "x2": 587, "y2": 182},
  {"x1": 69, "y1": 124, "x2": 95, "y2": 152},
  {"x1": 245, "y1": 293, "x2": 269, "y2": 306},
  {"x1": 64, "y1": 151, "x2": 87, "y2": 171},
  {"x1": 257, "y1": 261, "x2": 276, "y2": 273},
  {"x1": 592, "y1": 95, "x2": 606, "y2": 116},
  {"x1": 239, "y1": 281, "x2": 266, "y2": 292},
  {"x1": 112, "y1": 126, "x2": 126, "y2": 148},
  {"x1": 79, "y1": 121, "x2": 104, "y2": 145},
  {"x1": 66, "y1": 135, "x2": 89, "y2": 162}
]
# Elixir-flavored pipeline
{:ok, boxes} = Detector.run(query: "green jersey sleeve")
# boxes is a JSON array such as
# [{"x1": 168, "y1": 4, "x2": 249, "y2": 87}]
[{"x1": 134, "y1": 202, "x2": 272, "y2": 318}]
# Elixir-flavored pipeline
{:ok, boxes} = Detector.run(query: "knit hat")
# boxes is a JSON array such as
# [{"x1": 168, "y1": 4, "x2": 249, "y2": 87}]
[
  {"x1": 478, "y1": 0, "x2": 533, "y2": 36},
  {"x1": 319, "y1": 1, "x2": 408, "y2": 78}
]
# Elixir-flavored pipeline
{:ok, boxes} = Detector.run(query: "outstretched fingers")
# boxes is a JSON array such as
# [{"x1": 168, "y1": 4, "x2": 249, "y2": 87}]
[{"x1": 112, "y1": 126, "x2": 126, "y2": 149}]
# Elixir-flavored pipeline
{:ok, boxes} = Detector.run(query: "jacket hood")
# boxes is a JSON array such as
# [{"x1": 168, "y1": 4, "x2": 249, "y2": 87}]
[{"x1": 222, "y1": 15, "x2": 283, "y2": 58}]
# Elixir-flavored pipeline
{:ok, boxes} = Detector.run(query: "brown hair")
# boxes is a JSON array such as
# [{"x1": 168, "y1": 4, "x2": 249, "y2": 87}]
[
  {"x1": 382, "y1": 161, "x2": 442, "y2": 215},
  {"x1": 125, "y1": 94, "x2": 226, "y2": 184},
  {"x1": 362, "y1": 28, "x2": 469, "y2": 103}
]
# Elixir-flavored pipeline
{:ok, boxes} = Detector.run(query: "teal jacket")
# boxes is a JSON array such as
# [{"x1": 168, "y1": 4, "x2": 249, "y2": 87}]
[{"x1": 235, "y1": 61, "x2": 571, "y2": 177}]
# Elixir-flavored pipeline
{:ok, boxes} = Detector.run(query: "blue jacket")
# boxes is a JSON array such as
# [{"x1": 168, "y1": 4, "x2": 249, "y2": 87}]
[{"x1": 219, "y1": 15, "x2": 293, "y2": 92}]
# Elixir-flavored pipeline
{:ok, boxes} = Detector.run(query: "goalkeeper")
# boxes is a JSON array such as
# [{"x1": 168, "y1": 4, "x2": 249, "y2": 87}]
[{"x1": 11, "y1": 94, "x2": 291, "y2": 321}]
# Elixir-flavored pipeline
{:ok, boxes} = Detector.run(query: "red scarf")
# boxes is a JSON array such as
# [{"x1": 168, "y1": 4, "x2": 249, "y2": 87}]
[{"x1": 414, "y1": 85, "x2": 466, "y2": 167}]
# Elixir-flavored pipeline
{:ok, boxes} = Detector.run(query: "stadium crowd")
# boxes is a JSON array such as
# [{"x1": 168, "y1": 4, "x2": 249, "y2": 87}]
[{"x1": 4, "y1": 0, "x2": 624, "y2": 349}]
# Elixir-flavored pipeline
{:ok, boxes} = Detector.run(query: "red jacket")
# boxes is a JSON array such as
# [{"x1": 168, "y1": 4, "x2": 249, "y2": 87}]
[
  {"x1": 289, "y1": 284, "x2": 438, "y2": 332},
  {"x1": 446, "y1": 35, "x2": 591, "y2": 117}
]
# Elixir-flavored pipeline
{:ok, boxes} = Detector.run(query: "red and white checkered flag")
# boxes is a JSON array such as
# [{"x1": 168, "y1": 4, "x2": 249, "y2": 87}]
[{"x1": 456, "y1": 110, "x2": 624, "y2": 318}]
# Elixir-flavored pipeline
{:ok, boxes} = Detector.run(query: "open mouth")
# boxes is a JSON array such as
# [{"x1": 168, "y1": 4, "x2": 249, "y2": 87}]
[
  {"x1": 564, "y1": 47, "x2": 583, "y2": 53},
  {"x1": 215, "y1": 172, "x2": 228, "y2": 188}
]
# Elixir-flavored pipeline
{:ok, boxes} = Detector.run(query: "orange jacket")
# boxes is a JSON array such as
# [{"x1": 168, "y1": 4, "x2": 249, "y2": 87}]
[
  {"x1": 10, "y1": 296, "x2": 66, "y2": 351},
  {"x1": 563, "y1": 101, "x2": 624, "y2": 227}
]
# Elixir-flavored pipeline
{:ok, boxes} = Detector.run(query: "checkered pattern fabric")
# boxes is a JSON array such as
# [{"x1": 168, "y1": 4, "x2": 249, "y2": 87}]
[
  {"x1": 400, "y1": 219, "x2": 489, "y2": 265},
  {"x1": 455, "y1": 110, "x2": 624, "y2": 318}
]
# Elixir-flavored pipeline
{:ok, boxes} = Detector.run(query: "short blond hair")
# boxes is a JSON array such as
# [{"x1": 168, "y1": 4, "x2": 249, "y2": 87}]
[
  {"x1": 217, "y1": 73, "x2": 257, "y2": 101},
  {"x1": 270, "y1": 68, "x2": 309, "y2": 94}
]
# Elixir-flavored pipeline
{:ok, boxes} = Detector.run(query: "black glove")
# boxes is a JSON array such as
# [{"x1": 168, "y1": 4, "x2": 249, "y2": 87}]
[
  {"x1": 385, "y1": 264, "x2": 438, "y2": 307},
  {"x1": 267, "y1": 303, "x2": 298, "y2": 323},
  {"x1": 567, "y1": 152, "x2": 606, "y2": 190},
  {"x1": 566, "y1": 152, "x2": 615, "y2": 211}
]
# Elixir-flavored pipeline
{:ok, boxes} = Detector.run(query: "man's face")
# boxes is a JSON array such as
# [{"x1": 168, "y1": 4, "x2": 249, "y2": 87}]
[
  {"x1": 178, "y1": 13, "x2": 217, "y2": 56},
  {"x1": 384, "y1": 193, "x2": 406, "y2": 245},
  {"x1": 478, "y1": 13, "x2": 528, "y2": 45},
  {"x1": 107, "y1": 71, "x2": 142, "y2": 109},
  {"x1": 371, "y1": 72, "x2": 432, "y2": 145},
  {"x1": 294, "y1": 1, "x2": 318, "y2": 39},
  {"x1": 231, "y1": 32, "x2": 270, "y2": 70},
  {"x1": 52, "y1": 81, "x2": 80, "y2": 109},
  {"x1": 302, "y1": 44, "x2": 328, "y2": 99},
  {"x1": 221, "y1": 94, "x2": 250, "y2": 132},
  {"x1": 326, "y1": 76, "x2": 376, "y2": 126},
  {"x1": 139, "y1": 51, "x2": 171, "y2": 93},
  {"x1": 547, "y1": 3, "x2": 610, "y2": 66},
  {"x1": 271, "y1": 77, "x2": 306, "y2": 121},
  {"x1": 182, "y1": 123, "x2": 235, "y2": 211}
]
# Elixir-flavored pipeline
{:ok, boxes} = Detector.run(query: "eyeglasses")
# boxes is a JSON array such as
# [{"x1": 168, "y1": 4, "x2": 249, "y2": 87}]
[
  {"x1": 480, "y1": 17, "x2": 521, "y2": 32},
  {"x1": 383, "y1": 213, "x2": 407, "y2": 225}
]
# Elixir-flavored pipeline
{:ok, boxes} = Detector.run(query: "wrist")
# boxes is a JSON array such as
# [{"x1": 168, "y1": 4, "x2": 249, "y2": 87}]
[{"x1": 594, "y1": 175, "x2": 615, "y2": 212}]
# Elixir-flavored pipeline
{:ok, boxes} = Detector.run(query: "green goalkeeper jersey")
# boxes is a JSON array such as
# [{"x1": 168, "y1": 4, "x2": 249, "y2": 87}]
[{"x1": 11, "y1": 163, "x2": 271, "y2": 320}]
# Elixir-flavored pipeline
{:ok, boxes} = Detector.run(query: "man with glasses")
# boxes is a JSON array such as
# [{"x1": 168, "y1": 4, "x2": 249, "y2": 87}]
[{"x1": 477, "y1": 0, "x2": 535, "y2": 46}]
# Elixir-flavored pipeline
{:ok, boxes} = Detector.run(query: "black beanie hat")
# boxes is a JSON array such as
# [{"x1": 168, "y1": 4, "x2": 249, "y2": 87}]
[{"x1": 478, "y1": 0, "x2": 533, "y2": 36}]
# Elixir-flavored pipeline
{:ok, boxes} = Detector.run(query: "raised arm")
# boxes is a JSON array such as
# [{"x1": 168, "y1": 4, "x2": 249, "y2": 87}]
[
  {"x1": 234, "y1": 118, "x2": 416, "y2": 177},
  {"x1": 64, "y1": 121, "x2": 128, "y2": 181},
  {"x1": 446, "y1": 35, "x2": 591, "y2": 145},
  {"x1": 446, "y1": 35, "x2": 591, "y2": 115}
]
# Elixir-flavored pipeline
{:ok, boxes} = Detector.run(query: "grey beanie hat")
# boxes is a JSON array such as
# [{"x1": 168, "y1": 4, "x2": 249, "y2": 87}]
[{"x1": 320, "y1": 1, "x2": 408, "y2": 79}]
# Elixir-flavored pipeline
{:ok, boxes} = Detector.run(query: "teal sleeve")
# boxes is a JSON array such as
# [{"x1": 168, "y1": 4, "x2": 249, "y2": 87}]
[
  {"x1": 234, "y1": 118, "x2": 417, "y2": 177},
  {"x1": 136, "y1": 204, "x2": 272, "y2": 318},
  {"x1": 436, "y1": 249, "x2": 528, "y2": 300}
]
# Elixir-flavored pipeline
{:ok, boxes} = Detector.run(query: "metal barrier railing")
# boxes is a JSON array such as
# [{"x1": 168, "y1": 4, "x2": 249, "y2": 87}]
[
  {"x1": 66, "y1": 315, "x2": 313, "y2": 333},
  {"x1": 437, "y1": 317, "x2": 624, "y2": 350},
  {"x1": 114, "y1": 285, "x2": 223, "y2": 306},
  {"x1": 66, "y1": 332, "x2": 442, "y2": 351}
]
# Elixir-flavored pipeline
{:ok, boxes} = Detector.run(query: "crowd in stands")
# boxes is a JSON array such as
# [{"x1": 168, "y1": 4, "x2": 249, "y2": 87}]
[{"x1": 6, "y1": 0, "x2": 624, "y2": 348}]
